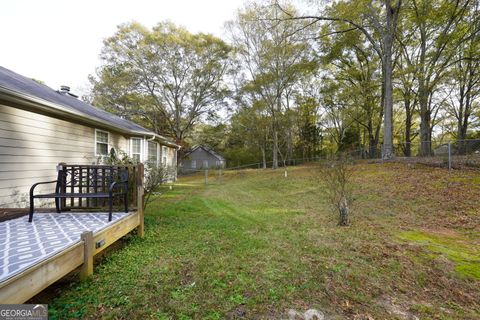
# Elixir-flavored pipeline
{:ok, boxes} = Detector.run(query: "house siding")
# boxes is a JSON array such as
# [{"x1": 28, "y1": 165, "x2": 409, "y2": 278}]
[
  {"x1": 161, "y1": 145, "x2": 177, "y2": 167},
  {"x1": 0, "y1": 104, "x2": 128, "y2": 208}
]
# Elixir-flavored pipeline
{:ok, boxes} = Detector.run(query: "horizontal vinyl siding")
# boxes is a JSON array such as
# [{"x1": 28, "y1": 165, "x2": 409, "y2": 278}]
[
  {"x1": 0, "y1": 137, "x2": 92, "y2": 152},
  {"x1": 167, "y1": 147, "x2": 176, "y2": 167},
  {"x1": 110, "y1": 134, "x2": 128, "y2": 155},
  {"x1": 0, "y1": 104, "x2": 126, "y2": 208}
]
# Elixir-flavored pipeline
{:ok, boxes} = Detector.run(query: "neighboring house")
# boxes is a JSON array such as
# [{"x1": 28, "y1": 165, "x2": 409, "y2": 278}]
[
  {"x1": 180, "y1": 145, "x2": 225, "y2": 173},
  {"x1": 0, "y1": 66, "x2": 179, "y2": 208}
]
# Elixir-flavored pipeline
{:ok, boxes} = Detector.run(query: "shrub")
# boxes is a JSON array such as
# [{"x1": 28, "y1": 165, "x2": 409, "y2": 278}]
[
  {"x1": 321, "y1": 154, "x2": 354, "y2": 226},
  {"x1": 144, "y1": 165, "x2": 175, "y2": 210}
]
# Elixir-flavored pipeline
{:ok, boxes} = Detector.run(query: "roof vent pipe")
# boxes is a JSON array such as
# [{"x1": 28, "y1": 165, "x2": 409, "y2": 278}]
[{"x1": 59, "y1": 85, "x2": 70, "y2": 93}]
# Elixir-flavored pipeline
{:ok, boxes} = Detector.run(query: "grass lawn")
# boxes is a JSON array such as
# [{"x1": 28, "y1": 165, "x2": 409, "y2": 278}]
[{"x1": 47, "y1": 162, "x2": 480, "y2": 319}]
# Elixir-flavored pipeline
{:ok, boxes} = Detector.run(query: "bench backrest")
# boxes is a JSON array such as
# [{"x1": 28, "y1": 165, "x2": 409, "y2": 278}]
[
  {"x1": 57, "y1": 165, "x2": 132, "y2": 209},
  {"x1": 57, "y1": 163, "x2": 144, "y2": 210},
  {"x1": 58, "y1": 166, "x2": 128, "y2": 192}
]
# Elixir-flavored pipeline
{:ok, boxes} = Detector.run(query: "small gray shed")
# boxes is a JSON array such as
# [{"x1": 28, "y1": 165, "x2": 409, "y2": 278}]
[{"x1": 181, "y1": 145, "x2": 225, "y2": 172}]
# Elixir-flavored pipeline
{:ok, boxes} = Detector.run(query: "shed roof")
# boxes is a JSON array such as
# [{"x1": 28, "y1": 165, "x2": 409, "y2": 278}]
[
  {"x1": 0, "y1": 66, "x2": 179, "y2": 148},
  {"x1": 184, "y1": 145, "x2": 225, "y2": 161}
]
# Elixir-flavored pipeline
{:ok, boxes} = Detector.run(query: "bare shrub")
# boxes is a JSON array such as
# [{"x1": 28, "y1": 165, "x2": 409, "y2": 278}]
[
  {"x1": 144, "y1": 165, "x2": 174, "y2": 210},
  {"x1": 321, "y1": 154, "x2": 354, "y2": 226}
]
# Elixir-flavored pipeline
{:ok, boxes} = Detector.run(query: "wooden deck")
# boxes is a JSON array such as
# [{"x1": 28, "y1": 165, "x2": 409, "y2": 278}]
[{"x1": 0, "y1": 210, "x2": 143, "y2": 303}]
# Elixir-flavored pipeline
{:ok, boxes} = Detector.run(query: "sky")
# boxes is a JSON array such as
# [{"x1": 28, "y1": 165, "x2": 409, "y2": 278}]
[{"x1": 0, "y1": 0, "x2": 246, "y2": 96}]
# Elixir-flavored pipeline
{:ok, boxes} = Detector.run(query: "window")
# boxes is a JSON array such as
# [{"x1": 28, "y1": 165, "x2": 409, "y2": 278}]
[
  {"x1": 191, "y1": 160, "x2": 196, "y2": 169},
  {"x1": 216, "y1": 160, "x2": 221, "y2": 167},
  {"x1": 95, "y1": 130, "x2": 109, "y2": 156},
  {"x1": 203, "y1": 160, "x2": 209, "y2": 168},
  {"x1": 131, "y1": 138, "x2": 142, "y2": 162},
  {"x1": 162, "y1": 146, "x2": 168, "y2": 165},
  {"x1": 148, "y1": 141, "x2": 158, "y2": 166}
]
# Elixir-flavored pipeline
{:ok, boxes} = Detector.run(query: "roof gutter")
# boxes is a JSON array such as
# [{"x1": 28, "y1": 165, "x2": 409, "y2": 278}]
[
  {"x1": 0, "y1": 85, "x2": 180, "y2": 148},
  {"x1": 135, "y1": 132, "x2": 179, "y2": 148}
]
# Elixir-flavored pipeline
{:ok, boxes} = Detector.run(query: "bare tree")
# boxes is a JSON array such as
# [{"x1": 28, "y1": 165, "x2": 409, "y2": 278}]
[{"x1": 321, "y1": 154, "x2": 354, "y2": 226}]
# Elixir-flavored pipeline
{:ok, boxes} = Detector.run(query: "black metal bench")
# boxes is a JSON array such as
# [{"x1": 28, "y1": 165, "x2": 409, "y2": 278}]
[{"x1": 29, "y1": 165, "x2": 129, "y2": 222}]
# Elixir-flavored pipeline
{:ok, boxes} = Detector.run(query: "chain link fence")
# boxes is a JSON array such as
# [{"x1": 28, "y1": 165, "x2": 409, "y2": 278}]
[
  {"x1": 390, "y1": 139, "x2": 480, "y2": 170},
  {"x1": 331, "y1": 139, "x2": 480, "y2": 170},
  {"x1": 177, "y1": 138, "x2": 480, "y2": 181}
]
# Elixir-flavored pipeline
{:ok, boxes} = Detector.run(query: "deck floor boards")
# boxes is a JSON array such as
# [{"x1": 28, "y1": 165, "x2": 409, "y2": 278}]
[{"x1": 0, "y1": 212, "x2": 131, "y2": 283}]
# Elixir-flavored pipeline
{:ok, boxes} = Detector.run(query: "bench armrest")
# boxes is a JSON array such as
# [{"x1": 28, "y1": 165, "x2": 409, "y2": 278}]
[
  {"x1": 109, "y1": 181, "x2": 128, "y2": 193},
  {"x1": 30, "y1": 180, "x2": 58, "y2": 197}
]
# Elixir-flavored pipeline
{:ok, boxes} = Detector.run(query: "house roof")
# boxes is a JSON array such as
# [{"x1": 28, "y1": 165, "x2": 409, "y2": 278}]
[
  {"x1": 0, "y1": 66, "x2": 179, "y2": 148},
  {"x1": 184, "y1": 145, "x2": 225, "y2": 161}
]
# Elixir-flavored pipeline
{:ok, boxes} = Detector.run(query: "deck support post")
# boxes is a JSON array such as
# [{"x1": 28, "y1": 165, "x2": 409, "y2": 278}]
[
  {"x1": 80, "y1": 231, "x2": 94, "y2": 279},
  {"x1": 137, "y1": 163, "x2": 145, "y2": 238}
]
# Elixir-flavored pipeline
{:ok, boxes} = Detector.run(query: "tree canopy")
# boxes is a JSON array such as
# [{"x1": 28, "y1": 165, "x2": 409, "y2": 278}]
[
  {"x1": 90, "y1": 22, "x2": 232, "y2": 149},
  {"x1": 89, "y1": 0, "x2": 480, "y2": 166}
]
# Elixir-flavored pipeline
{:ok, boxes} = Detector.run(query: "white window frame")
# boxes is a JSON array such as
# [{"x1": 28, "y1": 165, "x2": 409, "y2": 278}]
[
  {"x1": 130, "y1": 137, "x2": 143, "y2": 163},
  {"x1": 147, "y1": 141, "x2": 159, "y2": 167},
  {"x1": 95, "y1": 129, "x2": 110, "y2": 157},
  {"x1": 162, "y1": 146, "x2": 168, "y2": 166}
]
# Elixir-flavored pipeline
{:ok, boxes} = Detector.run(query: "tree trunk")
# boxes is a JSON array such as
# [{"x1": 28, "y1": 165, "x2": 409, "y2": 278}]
[
  {"x1": 383, "y1": 49, "x2": 394, "y2": 159},
  {"x1": 418, "y1": 81, "x2": 431, "y2": 156},
  {"x1": 417, "y1": 17, "x2": 432, "y2": 157},
  {"x1": 272, "y1": 97, "x2": 281, "y2": 169},
  {"x1": 338, "y1": 195, "x2": 349, "y2": 226},
  {"x1": 457, "y1": 59, "x2": 475, "y2": 155},
  {"x1": 404, "y1": 96, "x2": 413, "y2": 157},
  {"x1": 457, "y1": 86, "x2": 467, "y2": 154},
  {"x1": 369, "y1": 134, "x2": 377, "y2": 158},
  {"x1": 405, "y1": 107, "x2": 412, "y2": 157},
  {"x1": 261, "y1": 146, "x2": 267, "y2": 169},
  {"x1": 287, "y1": 128, "x2": 293, "y2": 165},
  {"x1": 418, "y1": 66, "x2": 431, "y2": 156},
  {"x1": 272, "y1": 130, "x2": 278, "y2": 169},
  {"x1": 381, "y1": 0, "x2": 399, "y2": 160}
]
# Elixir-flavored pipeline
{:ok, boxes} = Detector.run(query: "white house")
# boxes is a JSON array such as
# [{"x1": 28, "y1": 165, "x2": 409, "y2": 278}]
[{"x1": 0, "y1": 66, "x2": 179, "y2": 209}]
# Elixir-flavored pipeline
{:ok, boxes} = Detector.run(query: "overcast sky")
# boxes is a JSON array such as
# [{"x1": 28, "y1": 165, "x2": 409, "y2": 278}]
[{"x1": 0, "y1": 0, "x2": 246, "y2": 95}]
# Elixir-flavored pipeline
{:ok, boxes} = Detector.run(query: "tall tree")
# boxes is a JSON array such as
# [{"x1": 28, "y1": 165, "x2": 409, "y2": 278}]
[
  {"x1": 228, "y1": 2, "x2": 316, "y2": 168},
  {"x1": 296, "y1": 95, "x2": 321, "y2": 159},
  {"x1": 446, "y1": 1, "x2": 480, "y2": 150},
  {"x1": 277, "y1": 0, "x2": 402, "y2": 159},
  {"x1": 90, "y1": 22, "x2": 232, "y2": 152},
  {"x1": 395, "y1": 23, "x2": 419, "y2": 156},
  {"x1": 318, "y1": 24, "x2": 383, "y2": 157},
  {"x1": 229, "y1": 103, "x2": 271, "y2": 168},
  {"x1": 404, "y1": 0, "x2": 479, "y2": 155}
]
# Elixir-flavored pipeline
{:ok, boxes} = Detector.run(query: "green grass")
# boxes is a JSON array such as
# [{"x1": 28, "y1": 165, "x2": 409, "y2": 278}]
[
  {"x1": 46, "y1": 163, "x2": 480, "y2": 319},
  {"x1": 399, "y1": 231, "x2": 480, "y2": 280}
]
